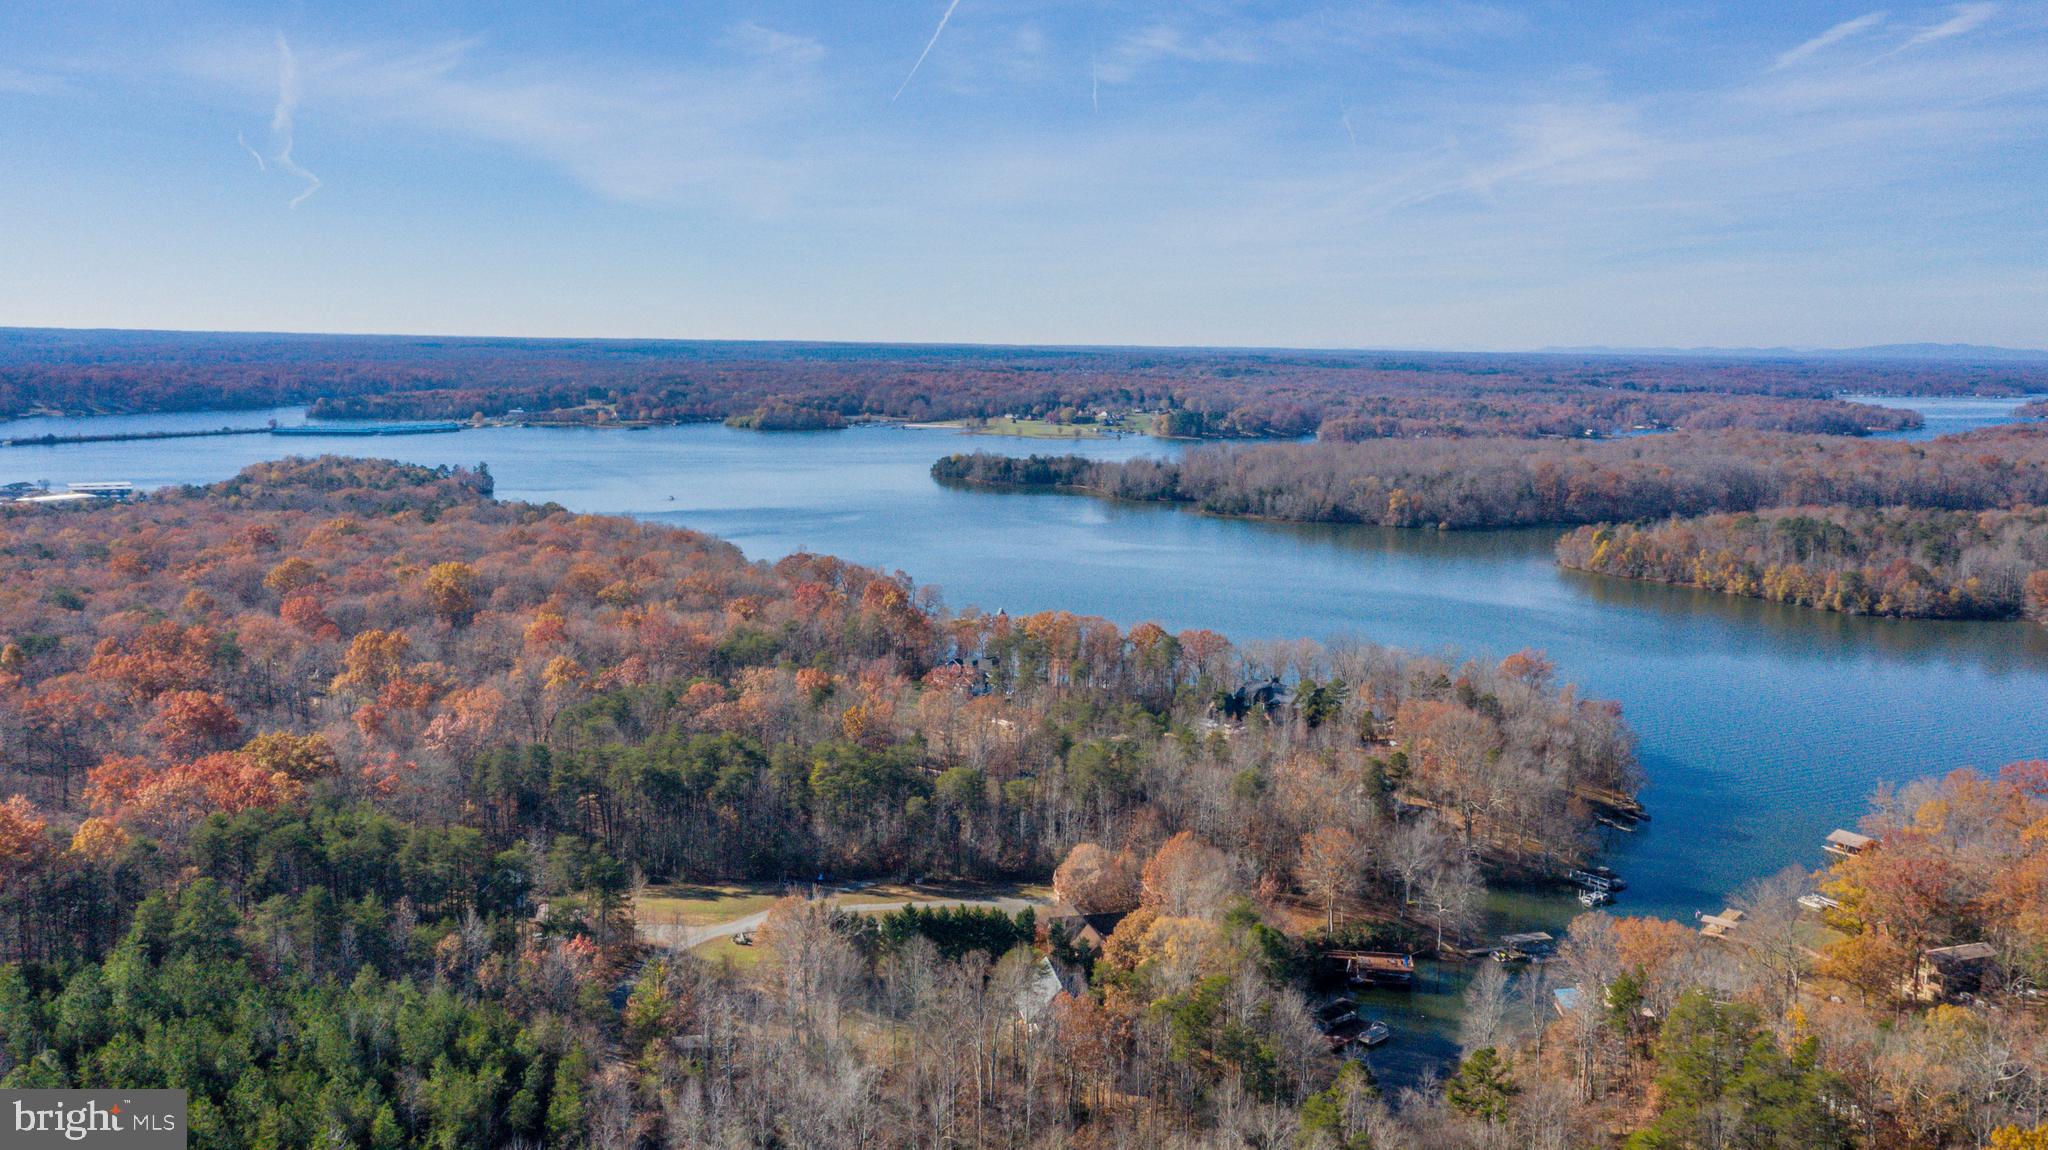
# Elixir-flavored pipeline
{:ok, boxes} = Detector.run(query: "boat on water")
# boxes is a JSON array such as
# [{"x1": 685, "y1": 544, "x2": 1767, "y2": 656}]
[
  {"x1": 1567, "y1": 865, "x2": 1626, "y2": 892},
  {"x1": 1578, "y1": 887, "x2": 1612, "y2": 908},
  {"x1": 1315, "y1": 999, "x2": 1358, "y2": 1030},
  {"x1": 1357, "y1": 1020, "x2": 1392, "y2": 1048}
]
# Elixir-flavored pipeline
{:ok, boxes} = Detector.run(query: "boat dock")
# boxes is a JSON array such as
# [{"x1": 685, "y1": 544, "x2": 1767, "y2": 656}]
[
  {"x1": 1699, "y1": 907, "x2": 1745, "y2": 939},
  {"x1": 271, "y1": 421, "x2": 464, "y2": 437},
  {"x1": 4, "y1": 426, "x2": 271, "y2": 447},
  {"x1": 1824, "y1": 829, "x2": 1874, "y2": 858},
  {"x1": 1329, "y1": 950, "x2": 1416, "y2": 988},
  {"x1": 5, "y1": 420, "x2": 462, "y2": 448}
]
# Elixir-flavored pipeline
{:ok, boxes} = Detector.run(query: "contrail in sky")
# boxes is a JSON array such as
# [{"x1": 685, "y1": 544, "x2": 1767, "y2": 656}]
[
  {"x1": 893, "y1": 0, "x2": 962, "y2": 102},
  {"x1": 272, "y1": 33, "x2": 321, "y2": 207},
  {"x1": 1341, "y1": 108, "x2": 1358, "y2": 150},
  {"x1": 237, "y1": 130, "x2": 267, "y2": 170}
]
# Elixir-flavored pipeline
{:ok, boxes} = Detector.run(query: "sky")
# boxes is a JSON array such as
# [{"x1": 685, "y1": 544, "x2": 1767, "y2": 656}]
[{"x1": 1, "y1": 1, "x2": 2045, "y2": 350}]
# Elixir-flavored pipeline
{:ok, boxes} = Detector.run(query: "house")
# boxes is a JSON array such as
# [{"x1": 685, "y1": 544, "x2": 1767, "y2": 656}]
[
  {"x1": 1016, "y1": 956, "x2": 1085, "y2": 1023},
  {"x1": 1825, "y1": 829, "x2": 1874, "y2": 858},
  {"x1": 1912, "y1": 942, "x2": 1998, "y2": 1002},
  {"x1": 12, "y1": 491, "x2": 98, "y2": 505},
  {"x1": 67, "y1": 481, "x2": 134, "y2": 500},
  {"x1": 1044, "y1": 903, "x2": 1127, "y2": 952}
]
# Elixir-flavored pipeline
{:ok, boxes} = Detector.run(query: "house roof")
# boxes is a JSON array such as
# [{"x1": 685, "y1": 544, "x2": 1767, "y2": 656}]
[
  {"x1": 1924, "y1": 942, "x2": 1997, "y2": 964},
  {"x1": 1017, "y1": 956, "x2": 1080, "y2": 1021},
  {"x1": 1826, "y1": 829, "x2": 1874, "y2": 849}
]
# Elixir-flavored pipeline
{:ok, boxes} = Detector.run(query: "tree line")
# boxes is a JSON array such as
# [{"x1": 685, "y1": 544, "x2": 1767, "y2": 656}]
[
  {"x1": 1557, "y1": 505, "x2": 2048, "y2": 620},
  {"x1": 934, "y1": 426, "x2": 2048, "y2": 530},
  {"x1": 23, "y1": 327, "x2": 2048, "y2": 439}
]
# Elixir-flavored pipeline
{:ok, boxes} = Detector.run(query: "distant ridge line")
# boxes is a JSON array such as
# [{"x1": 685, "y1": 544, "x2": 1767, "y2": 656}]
[{"x1": 1538, "y1": 342, "x2": 2048, "y2": 363}]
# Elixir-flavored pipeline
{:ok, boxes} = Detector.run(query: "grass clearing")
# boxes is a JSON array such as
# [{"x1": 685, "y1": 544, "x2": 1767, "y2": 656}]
[
  {"x1": 636, "y1": 879, "x2": 1056, "y2": 931},
  {"x1": 690, "y1": 933, "x2": 767, "y2": 970},
  {"x1": 636, "y1": 882, "x2": 786, "y2": 928},
  {"x1": 929, "y1": 415, "x2": 1156, "y2": 440}
]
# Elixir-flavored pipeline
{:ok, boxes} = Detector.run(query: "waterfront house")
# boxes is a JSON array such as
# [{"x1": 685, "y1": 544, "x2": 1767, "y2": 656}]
[{"x1": 1912, "y1": 942, "x2": 1998, "y2": 1002}]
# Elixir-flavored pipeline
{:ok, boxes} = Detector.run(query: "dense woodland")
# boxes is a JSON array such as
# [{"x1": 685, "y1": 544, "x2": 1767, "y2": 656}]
[
  {"x1": 0, "y1": 457, "x2": 1644, "y2": 1147},
  {"x1": 0, "y1": 459, "x2": 2043, "y2": 1147},
  {"x1": 1556, "y1": 507, "x2": 2048, "y2": 621},
  {"x1": 22, "y1": 327, "x2": 2048, "y2": 439},
  {"x1": 934, "y1": 426, "x2": 2048, "y2": 529},
  {"x1": 937, "y1": 427, "x2": 2048, "y2": 623}
]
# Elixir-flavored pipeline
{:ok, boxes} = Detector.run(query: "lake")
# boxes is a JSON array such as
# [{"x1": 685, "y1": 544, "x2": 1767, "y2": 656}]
[
  {"x1": 4, "y1": 400, "x2": 2045, "y2": 929},
  {"x1": 1850, "y1": 391, "x2": 2046, "y2": 439}
]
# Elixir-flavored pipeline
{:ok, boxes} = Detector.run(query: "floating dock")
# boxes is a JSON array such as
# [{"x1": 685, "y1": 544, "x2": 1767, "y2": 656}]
[{"x1": 271, "y1": 422, "x2": 464, "y2": 437}]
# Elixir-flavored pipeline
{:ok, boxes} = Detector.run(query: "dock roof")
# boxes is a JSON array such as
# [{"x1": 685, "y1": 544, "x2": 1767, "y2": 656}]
[{"x1": 1923, "y1": 942, "x2": 1996, "y2": 963}]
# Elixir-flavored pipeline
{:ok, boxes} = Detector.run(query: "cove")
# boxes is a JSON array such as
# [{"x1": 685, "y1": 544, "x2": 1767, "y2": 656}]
[{"x1": 4, "y1": 403, "x2": 2045, "y2": 925}]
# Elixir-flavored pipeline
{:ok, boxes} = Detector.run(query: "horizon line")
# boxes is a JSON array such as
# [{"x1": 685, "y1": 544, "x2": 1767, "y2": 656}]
[{"x1": 4, "y1": 323, "x2": 2045, "y2": 363}]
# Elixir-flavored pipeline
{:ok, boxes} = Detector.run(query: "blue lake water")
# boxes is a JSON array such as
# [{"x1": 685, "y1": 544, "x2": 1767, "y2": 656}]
[
  {"x1": 1849, "y1": 392, "x2": 2045, "y2": 439},
  {"x1": 3, "y1": 402, "x2": 2045, "y2": 928}
]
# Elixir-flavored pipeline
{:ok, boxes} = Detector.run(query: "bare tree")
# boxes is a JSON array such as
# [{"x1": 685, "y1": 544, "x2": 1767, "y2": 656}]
[
  {"x1": 1731, "y1": 864, "x2": 1813, "y2": 1013},
  {"x1": 1386, "y1": 816, "x2": 1448, "y2": 907},
  {"x1": 1458, "y1": 959, "x2": 1514, "y2": 1054},
  {"x1": 1298, "y1": 825, "x2": 1366, "y2": 931},
  {"x1": 1419, "y1": 857, "x2": 1482, "y2": 952}
]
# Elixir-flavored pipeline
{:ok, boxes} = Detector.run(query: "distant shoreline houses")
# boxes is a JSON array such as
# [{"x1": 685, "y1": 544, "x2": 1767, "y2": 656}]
[{"x1": 3, "y1": 480, "x2": 133, "y2": 505}]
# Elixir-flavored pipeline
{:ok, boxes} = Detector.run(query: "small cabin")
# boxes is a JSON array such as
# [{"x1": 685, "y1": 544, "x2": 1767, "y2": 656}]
[
  {"x1": 1913, "y1": 942, "x2": 1997, "y2": 1002},
  {"x1": 1824, "y1": 829, "x2": 1874, "y2": 858}
]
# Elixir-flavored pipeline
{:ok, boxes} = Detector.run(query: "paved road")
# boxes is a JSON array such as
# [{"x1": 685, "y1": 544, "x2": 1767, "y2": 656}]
[{"x1": 642, "y1": 893, "x2": 1046, "y2": 950}]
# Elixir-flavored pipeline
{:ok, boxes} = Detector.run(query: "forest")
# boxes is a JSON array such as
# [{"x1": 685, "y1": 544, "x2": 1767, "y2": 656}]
[
  {"x1": 933, "y1": 426, "x2": 2048, "y2": 529},
  {"x1": 1556, "y1": 507, "x2": 2048, "y2": 621},
  {"x1": 0, "y1": 459, "x2": 2042, "y2": 1147},
  {"x1": 17, "y1": 327, "x2": 2048, "y2": 440},
  {"x1": 936, "y1": 426, "x2": 2048, "y2": 623},
  {"x1": 0, "y1": 456, "x2": 1645, "y2": 1147}
]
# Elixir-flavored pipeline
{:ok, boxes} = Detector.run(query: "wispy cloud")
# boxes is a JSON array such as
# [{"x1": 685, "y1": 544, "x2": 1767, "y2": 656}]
[
  {"x1": 237, "y1": 130, "x2": 266, "y2": 170},
  {"x1": 721, "y1": 21, "x2": 825, "y2": 67},
  {"x1": 1097, "y1": 4, "x2": 1520, "y2": 84},
  {"x1": 1890, "y1": 2, "x2": 1998, "y2": 53},
  {"x1": 0, "y1": 65, "x2": 65, "y2": 95},
  {"x1": 270, "y1": 34, "x2": 321, "y2": 207},
  {"x1": 1773, "y1": 11, "x2": 1888, "y2": 69},
  {"x1": 894, "y1": 0, "x2": 963, "y2": 102},
  {"x1": 191, "y1": 32, "x2": 831, "y2": 208}
]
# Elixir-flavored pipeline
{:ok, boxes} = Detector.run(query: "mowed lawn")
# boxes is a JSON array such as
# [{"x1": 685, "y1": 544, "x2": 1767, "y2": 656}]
[{"x1": 635, "y1": 879, "x2": 1056, "y2": 961}]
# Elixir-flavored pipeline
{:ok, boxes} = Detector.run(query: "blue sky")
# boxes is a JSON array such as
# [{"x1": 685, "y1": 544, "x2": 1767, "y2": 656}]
[{"x1": 2, "y1": 2, "x2": 2044, "y2": 349}]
